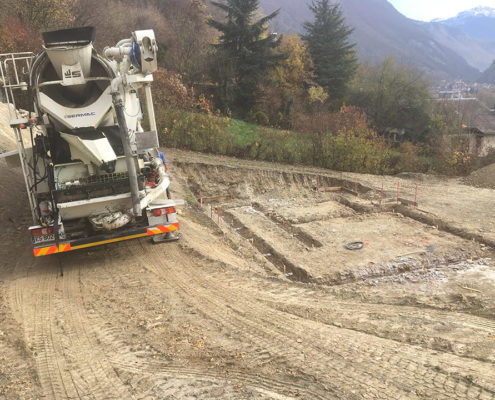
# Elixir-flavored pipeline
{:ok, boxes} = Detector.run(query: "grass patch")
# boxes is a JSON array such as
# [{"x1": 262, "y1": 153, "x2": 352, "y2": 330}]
[{"x1": 228, "y1": 118, "x2": 258, "y2": 147}]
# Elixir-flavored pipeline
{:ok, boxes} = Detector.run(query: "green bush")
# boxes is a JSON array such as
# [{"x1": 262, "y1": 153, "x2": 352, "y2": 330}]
[
  {"x1": 156, "y1": 104, "x2": 391, "y2": 174},
  {"x1": 159, "y1": 108, "x2": 231, "y2": 155}
]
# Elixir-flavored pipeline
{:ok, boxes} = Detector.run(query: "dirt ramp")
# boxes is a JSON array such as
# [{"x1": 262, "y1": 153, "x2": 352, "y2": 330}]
[
  {"x1": 174, "y1": 161, "x2": 374, "y2": 202},
  {"x1": 175, "y1": 161, "x2": 318, "y2": 199},
  {"x1": 0, "y1": 103, "x2": 18, "y2": 153}
]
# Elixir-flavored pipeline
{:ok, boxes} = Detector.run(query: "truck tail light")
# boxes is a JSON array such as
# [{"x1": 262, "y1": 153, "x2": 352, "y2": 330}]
[
  {"x1": 31, "y1": 226, "x2": 54, "y2": 237},
  {"x1": 152, "y1": 206, "x2": 176, "y2": 217}
]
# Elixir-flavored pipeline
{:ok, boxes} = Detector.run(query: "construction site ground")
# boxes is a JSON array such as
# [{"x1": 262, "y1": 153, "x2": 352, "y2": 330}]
[{"x1": 2, "y1": 118, "x2": 495, "y2": 397}]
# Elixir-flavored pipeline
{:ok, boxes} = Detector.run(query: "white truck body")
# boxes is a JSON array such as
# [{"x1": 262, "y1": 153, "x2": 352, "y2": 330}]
[{"x1": 0, "y1": 27, "x2": 180, "y2": 256}]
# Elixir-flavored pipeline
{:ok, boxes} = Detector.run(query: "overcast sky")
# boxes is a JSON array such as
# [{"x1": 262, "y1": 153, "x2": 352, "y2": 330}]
[{"x1": 388, "y1": 0, "x2": 495, "y2": 21}]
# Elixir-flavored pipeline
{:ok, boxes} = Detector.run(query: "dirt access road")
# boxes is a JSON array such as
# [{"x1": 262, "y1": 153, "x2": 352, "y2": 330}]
[{"x1": 2, "y1": 140, "x2": 495, "y2": 398}]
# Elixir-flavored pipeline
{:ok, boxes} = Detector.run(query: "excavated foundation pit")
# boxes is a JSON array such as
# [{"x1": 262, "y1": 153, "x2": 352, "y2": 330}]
[{"x1": 175, "y1": 162, "x2": 484, "y2": 285}]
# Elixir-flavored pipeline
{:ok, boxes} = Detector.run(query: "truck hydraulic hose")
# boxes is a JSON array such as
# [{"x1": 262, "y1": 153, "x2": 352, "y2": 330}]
[{"x1": 112, "y1": 92, "x2": 142, "y2": 217}]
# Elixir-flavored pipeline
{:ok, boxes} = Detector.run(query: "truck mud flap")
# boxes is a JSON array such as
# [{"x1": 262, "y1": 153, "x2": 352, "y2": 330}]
[{"x1": 33, "y1": 222, "x2": 179, "y2": 257}]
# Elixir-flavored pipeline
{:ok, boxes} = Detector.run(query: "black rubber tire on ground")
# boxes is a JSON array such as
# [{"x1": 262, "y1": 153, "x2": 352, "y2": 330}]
[{"x1": 344, "y1": 241, "x2": 364, "y2": 251}]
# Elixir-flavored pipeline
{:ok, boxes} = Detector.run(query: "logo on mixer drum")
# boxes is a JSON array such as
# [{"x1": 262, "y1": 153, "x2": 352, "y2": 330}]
[
  {"x1": 62, "y1": 63, "x2": 85, "y2": 86},
  {"x1": 64, "y1": 69, "x2": 82, "y2": 79},
  {"x1": 64, "y1": 112, "x2": 96, "y2": 119}
]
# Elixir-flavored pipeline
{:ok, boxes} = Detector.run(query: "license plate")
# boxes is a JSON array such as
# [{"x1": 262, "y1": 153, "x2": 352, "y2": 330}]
[{"x1": 32, "y1": 234, "x2": 55, "y2": 244}]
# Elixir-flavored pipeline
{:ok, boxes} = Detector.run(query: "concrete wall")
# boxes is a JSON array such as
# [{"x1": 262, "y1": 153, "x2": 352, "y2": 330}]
[
  {"x1": 467, "y1": 133, "x2": 495, "y2": 156},
  {"x1": 479, "y1": 135, "x2": 495, "y2": 156}
]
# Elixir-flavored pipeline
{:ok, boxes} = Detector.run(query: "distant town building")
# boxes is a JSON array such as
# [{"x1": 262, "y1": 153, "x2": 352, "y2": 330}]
[
  {"x1": 442, "y1": 99, "x2": 495, "y2": 156},
  {"x1": 464, "y1": 101, "x2": 495, "y2": 156}
]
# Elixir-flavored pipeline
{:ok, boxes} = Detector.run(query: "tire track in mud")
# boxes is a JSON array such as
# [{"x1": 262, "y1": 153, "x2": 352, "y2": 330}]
[
  {"x1": 219, "y1": 259, "x2": 495, "y2": 363},
  {"x1": 134, "y1": 244, "x2": 385, "y2": 399},
  {"x1": 112, "y1": 362, "x2": 311, "y2": 399},
  {"x1": 4, "y1": 232, "x2": 495, "y2": 399},
  {"x1": 127, "y1": 239, "x2": 495, "y2": 400},
  {"x1": 0, "y1": 271, "x2": 40, "y2": 399},
  {"x1": 8, "y1": 253, "x2": 133, "y2": 399},
  {"x1": 57, "y1": 260, "x2": 134, "y2": 398},
  {"x1": 12, "y1": 260, "x2": 78, "y2": 400},
  {"x1": 181, "y1": 269, "x2": 495, "y2": 352},
  {"x1": 268, "y1": 300, "x2": 495, "y2": 363},
  {"x1": 112, "y1": 241, "x2": 332, "y2": 400},
  {"x1": 75, "y1": 242, "x2": 320, "y2": 399}
]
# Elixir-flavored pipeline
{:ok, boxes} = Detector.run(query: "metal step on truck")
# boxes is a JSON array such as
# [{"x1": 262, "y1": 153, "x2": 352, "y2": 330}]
[{"x1": 0, "y1": 26, "x2": 181, "y2": 257}]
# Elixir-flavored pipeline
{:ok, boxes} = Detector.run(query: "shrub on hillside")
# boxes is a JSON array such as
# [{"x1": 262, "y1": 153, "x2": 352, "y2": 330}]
[
  {"x1": 153, "y1": 68, "x2": 232, "y2": 154},
  {"x1": 153, "y1": 68, "x2": 196, "y2": 112},
  {"x1": 0, "y1": 17, "x2": 41, "y2": 53},
  {"x1": 392, "y1": 142, "x2": 425, "y2": 173},
  {"x1": 294, "y1": 106, "x2": 391, "y2": 174},
  {"x1": 160, "y1": 110, "x2": 231, "y2": 154},
  {"x1": 255, "y1": 127, "x2": 312, "y2": 164}
]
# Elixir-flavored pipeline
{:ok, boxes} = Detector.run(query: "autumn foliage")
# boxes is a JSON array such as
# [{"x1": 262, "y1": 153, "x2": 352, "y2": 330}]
[{"x1": 0, "y1": 17, "x2": 41, "y2": 53}]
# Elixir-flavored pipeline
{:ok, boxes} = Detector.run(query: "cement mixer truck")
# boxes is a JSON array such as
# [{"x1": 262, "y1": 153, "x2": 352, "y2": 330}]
[{"x1": 0, "y1": 27, "x2": 181, "y2": 257}]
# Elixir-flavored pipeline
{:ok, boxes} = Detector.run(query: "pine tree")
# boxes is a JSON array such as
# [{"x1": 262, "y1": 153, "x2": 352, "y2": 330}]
[
  {"x1": 208, "y1": 0, "x2": 283, "y2": 115},
  {"x1": 302, "y1": 0, "x2": 357, "y2": 101}
]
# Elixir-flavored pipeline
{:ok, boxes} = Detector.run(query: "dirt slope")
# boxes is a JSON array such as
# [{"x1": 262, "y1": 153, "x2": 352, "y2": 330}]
[
  {"x1": 465, "y1": 163, "x2": 495, "y2": 189},
  {"x1": 3, "y1": 214, "x2": 495, "y2": 399},
  {"x1": 1, "y1": 142, "x2": 495, "y2": 397},
  {"x1": 0, "y1": 103, "x2": 19, "y2": 153}
]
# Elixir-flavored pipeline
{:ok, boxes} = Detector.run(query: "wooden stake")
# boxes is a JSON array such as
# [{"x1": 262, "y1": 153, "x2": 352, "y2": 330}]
[
  {"x1": 319, "y1": 187, "x2": 342, "y2": 192},
  {"x1": 397, "y1": 182, "x2": 400, "y2": 204},
  {"x1": 201, "y1": 195, "x2": 231, "y2": 204}
]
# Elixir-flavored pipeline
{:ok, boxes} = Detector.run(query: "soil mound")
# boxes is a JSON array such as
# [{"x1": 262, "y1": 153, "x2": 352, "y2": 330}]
[{"x1": 464, "y1": 163, "x2": 495, "y2": 189}]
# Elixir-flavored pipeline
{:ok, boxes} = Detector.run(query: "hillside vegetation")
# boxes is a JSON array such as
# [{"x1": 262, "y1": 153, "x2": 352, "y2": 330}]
[{"x1": 0, "y1": 0, "x2": 491, "y2": 176}]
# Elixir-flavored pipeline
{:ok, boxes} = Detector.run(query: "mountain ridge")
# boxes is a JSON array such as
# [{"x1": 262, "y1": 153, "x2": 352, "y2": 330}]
[
  {"x1": 439, "y1": 6, "x2": 495, "y2": 42},
  {"x1": 480, "y1": 61, "x2": 495, "y2": 84},
  {"x1": 420, "y1": 20, "x2": 495, "y2": 72},
  {"x1": 258, "y1": 0, "x2": 493, "y2": 80},
  {"x1": 444, "y1": 6, "x2": 495, "y2": 20}
]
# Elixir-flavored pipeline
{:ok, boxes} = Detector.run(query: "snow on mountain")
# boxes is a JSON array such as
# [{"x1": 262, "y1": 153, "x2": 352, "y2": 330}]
[
  {"x1": 440, "y1": 7, "x2": 495, "y2": 42},
  {"x1": 460, "y1": 6, "x2": 495, "y2": 18}
]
